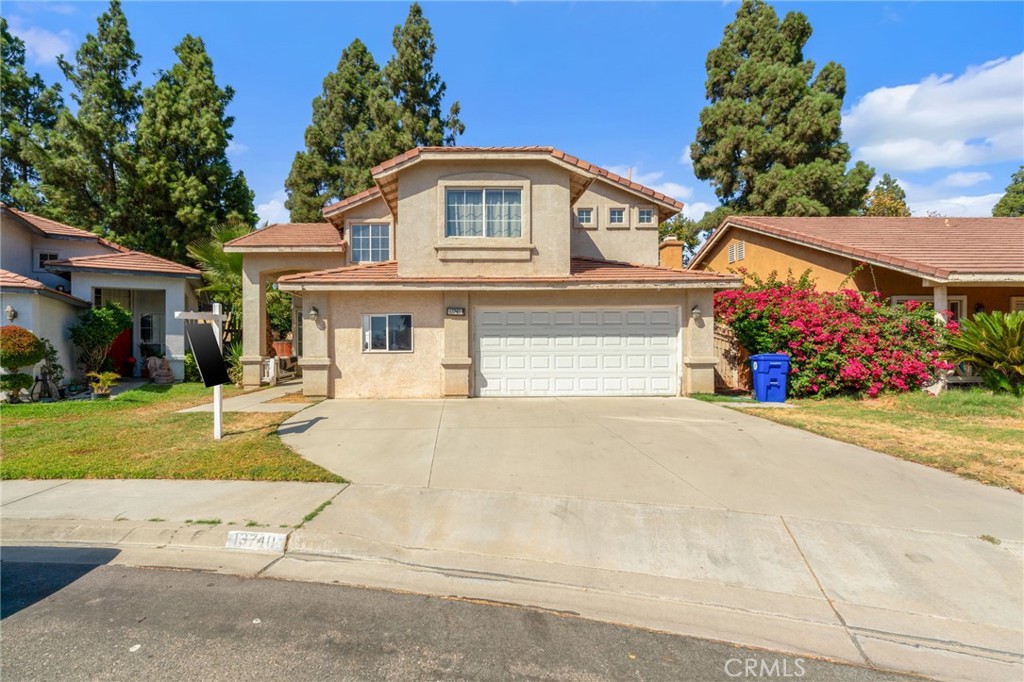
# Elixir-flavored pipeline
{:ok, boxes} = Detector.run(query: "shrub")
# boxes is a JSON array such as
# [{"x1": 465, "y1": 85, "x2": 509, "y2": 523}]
[
  {"x1": 0, "y1": 325, "x2": 45, "y2": 371},
  {"x1": 86, "y1": 370, "x2": 120, "y2": 394},
  {"x1": 944, "y1": 311, "x2": 1024, "y2": 396},
  {"x1": 69, "y1": 303, "x2": 132, "y2": 375},
  {"x1": 715, "y1": 281, "x2": 955, "y2": 398},
  {"x1": 224, "y1": 341, "x2": 243, "y2": 386},
  {"x1": 40, "y1": 338, "x2": 65, "y2": 385},
  {"x1": 183, "y1": 351, "x2": 202, "y2": 382}
]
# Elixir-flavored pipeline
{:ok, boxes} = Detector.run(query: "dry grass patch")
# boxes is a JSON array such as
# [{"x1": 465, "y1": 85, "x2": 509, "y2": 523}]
[
  {"x1": 0, "y1": 383, "x2": 343, "y2": 482},
  {"x1": 738, "y1": 390, "x2": 1024, "y2": 492},
  {"x1": 265, "y1": 391, "x2": 319, "y2": 404}
]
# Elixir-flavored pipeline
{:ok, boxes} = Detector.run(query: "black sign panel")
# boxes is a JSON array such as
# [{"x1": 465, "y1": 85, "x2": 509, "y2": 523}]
[{"x1": 184, "y1": 322, "x2": 231, "y2": 388}]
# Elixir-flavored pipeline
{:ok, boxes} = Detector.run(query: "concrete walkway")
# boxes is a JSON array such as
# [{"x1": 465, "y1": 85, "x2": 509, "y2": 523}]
[
  {"x1": 2, "y1": 397, "x2": 1021, "y2": 681},
  {"x1": 178, "y1": 380, "x2": 310, "y2": 413}
]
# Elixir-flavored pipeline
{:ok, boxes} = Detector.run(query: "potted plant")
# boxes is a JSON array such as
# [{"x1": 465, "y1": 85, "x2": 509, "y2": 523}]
[{"x1": 86, "y1": 371, "x2": 120, "y2": 399}]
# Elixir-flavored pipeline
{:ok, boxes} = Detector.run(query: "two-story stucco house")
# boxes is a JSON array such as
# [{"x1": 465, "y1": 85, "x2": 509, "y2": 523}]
[
  {"x1": 0, "y1": 203, "x2": 201, "y2": 382},
  {"x1": 226, "y1": 147, "x2": 739, "y2": 399}
]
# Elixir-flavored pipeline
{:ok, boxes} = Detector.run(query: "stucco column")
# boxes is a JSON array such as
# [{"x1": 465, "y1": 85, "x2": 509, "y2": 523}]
[
  {"x1": 241, "y1": 261, "x2": 267, "y2": 388},
  {"x1": 682, "y1": 289, "x2": 717, "y2": 395},
  {"x1": 932, "y1": 284, "x2": 949, "y2": 323},
  {"x1": 441, "y1": 292, "x2": 471, "y2": 397},
  {"x1": 164, "y1": 282, "x2": 186, "y2": 381},
  {"x1": 298, "y1": 292, "x2": 330, "y2": 398}
]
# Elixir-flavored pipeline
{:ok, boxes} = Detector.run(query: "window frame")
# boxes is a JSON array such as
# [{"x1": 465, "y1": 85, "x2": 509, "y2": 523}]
[
  {"x1": 347, "y1": 222, "x2": 392, "y2": 263},
  {"x1": 33, "y1": 249, "x2": 61, "y2": 273},
  {"x1": 727, "y1": 243, "x2": 736, "y2": 264},
  {"x1": 607, "y1": 207, "x2": 628, "y2": 228},
  {"x1": 635, "y1": 206, "x2": 657, "y2": 229},
  {"x1": 444, "y1": 187, "x2": 523, "y2": 239},
  {"x1": 575, "y1": 206, "x2": 596, "y2": 229},
  {"x1": 892, "y1": 295, "x2": 968, "y2": 321},
  {"x1": 737, "y1": 240, "x2": 745, "y2": 261},
  {"x1": 361, "y1": 313, "x2": 414, "y2": 353},
  {"x1": 1011, "y1": 296, "x2": 1024, "y2": 313}
]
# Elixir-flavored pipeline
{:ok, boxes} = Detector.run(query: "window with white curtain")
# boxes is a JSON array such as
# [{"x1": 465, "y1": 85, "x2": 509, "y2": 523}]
[
  {"x1": 350, "y1": 224, "x2": 390, "y2": 262},
  {"x1": 446, "y1": 189, "x2": 522, "y2": 238}
]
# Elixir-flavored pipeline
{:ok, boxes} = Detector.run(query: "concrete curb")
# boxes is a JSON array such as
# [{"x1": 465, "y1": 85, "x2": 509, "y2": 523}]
[{"x1": 3, "y1": 519, "x2": 1021, "y2": 682}]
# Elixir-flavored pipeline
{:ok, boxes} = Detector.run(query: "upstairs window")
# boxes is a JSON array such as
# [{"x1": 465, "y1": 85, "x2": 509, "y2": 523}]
[
  {"x1": 609, "y1": 208, "x2": 625, "y2": 225},
  {"x1": 446, "y1": 189, "x2": 522, "y2": 238},
  {"x1": 350, "y1": 224, "x2": 390, "y2": 262},
  {"x1": 576, "y1": 208, "x2": 593, "y2": 226},
  {"x1": 34, "y1": 250, "x2": 60, "y2": 272},
  {"x1": 638, "y1": 208, "x2": 655, "y2": 225}
]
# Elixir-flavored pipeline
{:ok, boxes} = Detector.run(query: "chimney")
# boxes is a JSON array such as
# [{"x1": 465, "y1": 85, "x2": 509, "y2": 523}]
[{"x1": 658, "y1": 235, "x2": 684, "y2": 270}]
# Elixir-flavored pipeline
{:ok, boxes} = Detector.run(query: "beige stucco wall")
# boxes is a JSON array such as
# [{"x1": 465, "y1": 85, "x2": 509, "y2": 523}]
[
  {"x1": 319, "y1": 287, "x2": 717, "y2": 398},
  {"x1": 394, "y1": 160, "x2": 571, "y2": 278},
  {"x1": 327, "y1": 290, "x2": 444, "y2": 398},
  {"x1": 571, "y1": 181, "x2": 661, "y2": 265},
  {"x1": 698, "y1": 228, "x2": 857, "y2": 290}
]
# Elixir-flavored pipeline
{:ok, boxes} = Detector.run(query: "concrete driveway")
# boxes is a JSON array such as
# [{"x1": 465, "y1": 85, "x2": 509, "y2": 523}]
[{"x1": 279, "y1": 398, "x2": 1023, "y2": 681}]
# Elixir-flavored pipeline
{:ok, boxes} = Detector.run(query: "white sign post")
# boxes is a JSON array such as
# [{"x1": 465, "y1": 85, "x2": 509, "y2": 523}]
[{"x1": 175, "y1": 303, "x2": 229, "y2": 440}]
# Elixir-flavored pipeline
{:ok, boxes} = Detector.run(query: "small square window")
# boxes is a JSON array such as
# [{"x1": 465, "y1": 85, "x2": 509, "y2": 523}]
[
  {"x1": 638, "y1": 209, "x2": 655, "y2": 225},
  {"x1": 576, "y1": 208, "x2": 593, "y2": 226},
  {"x1": 362, "y1": 314, "x2": 413, "y2": 352},
  {"x1": 609, "y1": 208, "x2": 625, "y2": 225},
  {"x1": 34, "y1": 251, "x2": 60, "y2": 272},
  {"x1": 350, "y1": 224, "x2": 390, "y2": 263}
]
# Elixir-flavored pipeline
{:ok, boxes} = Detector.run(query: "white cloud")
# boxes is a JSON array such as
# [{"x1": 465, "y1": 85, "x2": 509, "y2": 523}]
[
  {"x1": 678, "y1": 149, "x2": 693, "y2": 168},
  {"x1": 682, "y1": 201, "x2": 716, "y2": 221},
  {"x1": 256, "y1": 190, "x2": 290, "y2": 226},
  {"x1": 845, "y1": 53, "x2": 1024, "y2": 172},
  {"x1": 604, "y1": 165, "x2": 694, "y2": 202},
  {"x1": 227, "y1": 140, "x2": 249, "y2": 155},
  {"x1": 941, "y1": 171, "x2": 991, "y2": 188},
  {"x1": 13, "y1": 3, "x2": 77, "y2": 15},
  {"x1": 7, "y1": 17, "x2": 74, "y2": 65},
  {"x1": 898, "y1": 177, "x2": 1002, "y2": 217}
]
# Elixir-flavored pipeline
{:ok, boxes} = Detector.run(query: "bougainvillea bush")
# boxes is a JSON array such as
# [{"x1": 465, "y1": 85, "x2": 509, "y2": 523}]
[{"x1": 715, "y1": 278, "x2": 956, "y2": 398}]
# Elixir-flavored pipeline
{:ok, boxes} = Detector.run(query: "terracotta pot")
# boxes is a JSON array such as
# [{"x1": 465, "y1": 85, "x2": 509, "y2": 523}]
[{"x1": 272, "y1": 341, "x2": 293, "y2": 358}]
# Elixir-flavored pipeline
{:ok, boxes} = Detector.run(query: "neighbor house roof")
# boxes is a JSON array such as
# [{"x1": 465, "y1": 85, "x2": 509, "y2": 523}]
[
  {"x1": 689, "y1": 216, "x2": 1024, "y2": 282},
  {"x1": 0, "y1": 203, "x2": 130, "y2": 252},
  {"x1": 366, "y1": 146, "x2": 685, "y2": 211},
  {"x1": 278, "y1": 257, "x2": 739, "y2": 291},
  {"x1": 45, "y1": 252, "x2": 201, "y2": 278},
  {"x1": 223, "y1": 222, "x2": 347, "y2": 251},
  {"x1": 321, "y1": 187, "x2": 384, "y2": 218},
  {"x1": 0, "y1": 268, "x2": 90, "y2": 306}
]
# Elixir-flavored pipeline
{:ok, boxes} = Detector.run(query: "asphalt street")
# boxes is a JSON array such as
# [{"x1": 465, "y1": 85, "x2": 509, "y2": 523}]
[{"x1": 0, "y1": 548, "x2": 920, "y2": 682}]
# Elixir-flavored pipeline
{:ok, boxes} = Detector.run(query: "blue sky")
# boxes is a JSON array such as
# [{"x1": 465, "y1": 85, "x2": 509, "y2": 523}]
[{"x1": 7, "y1": 1, "x2": 1024, "y2": 225}]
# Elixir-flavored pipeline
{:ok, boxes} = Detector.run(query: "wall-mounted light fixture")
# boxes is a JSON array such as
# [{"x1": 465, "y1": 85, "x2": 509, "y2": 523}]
[
  {"x1": 309, "y1": 305, "x2": 319, "y2": 322},
  {"x1": 690, "y1": 305, "x2": 702, "y2": 321},
  {"x1": 4, "y1": 304, "x2": 16, "y2": 322}
]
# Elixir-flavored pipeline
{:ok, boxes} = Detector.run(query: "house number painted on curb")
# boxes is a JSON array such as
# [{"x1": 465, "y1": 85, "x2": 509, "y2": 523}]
[
  {"x1": 225, "y1": 531, "x2": 287, "y2": 553},
  {"x1": 446, "y1": 307, "x2": 466, "y2": 316}
]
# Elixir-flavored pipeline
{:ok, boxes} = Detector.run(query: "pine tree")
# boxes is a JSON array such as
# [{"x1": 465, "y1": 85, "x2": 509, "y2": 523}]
[
  {"x1": 135, "y1": 34, "x2": 256, "y2": 263},
  {"x1": 285, "y1": 3, "x2": 464, "y2": 221},
  {"x1": 285, "y1": 39, "x2": 383, "y2": 222},
  {"x1": 690, "y1": 0, "x2": 873, "y2": 222},
  {"x1": 32, "y1": 0, "x2": 142, "y2": 236},
  {"x1": 0, "y1": 18, "x2": 64, "y2": 210},
  {"x1": 862, "y1": 173, "x2": 911, "y2": 217},
  {"x1": 992, "y1": 166, "x2": 1024, "y2": 217}
]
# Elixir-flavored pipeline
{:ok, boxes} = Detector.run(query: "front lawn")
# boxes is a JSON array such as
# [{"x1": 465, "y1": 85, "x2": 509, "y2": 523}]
[
  {"x1": 0, "y1": 384, "x2": 343, "y2": 482},
  {"x1": 736, "y1": 390, "x2": 1024, "y2": 492}
]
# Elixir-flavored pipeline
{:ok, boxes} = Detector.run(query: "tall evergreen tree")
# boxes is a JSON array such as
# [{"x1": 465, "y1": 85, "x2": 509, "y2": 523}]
[
  {"x1": 32, "y1": 0, "x2": 142, "y2": 236},
  {"x1": 861, "y1": 173, "x2": 911, "y2": 217},
  {"x1": 0, "y1": 18, "x2": 64, "y2": 210},
  {"x1": 992, "y1": 165, "x2": 1024, "y2": 217},
  {"x1": 284, "y1": 39, "x2": 382, "y2": 222},
  {"x1": 690, "y1": 0, "x2": 872, "y2": 229},
  {"x1": 285, "y1": 3, "x2": 464, "y2": 221},
  {"x1": 135, "y1": 34, "x2": 257, "y2": 263}
]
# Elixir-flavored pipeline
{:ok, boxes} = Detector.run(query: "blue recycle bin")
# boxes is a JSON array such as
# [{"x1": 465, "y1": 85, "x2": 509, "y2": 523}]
[{"x1": 750, "y1": 353, "x2": 790, "y2": 403}]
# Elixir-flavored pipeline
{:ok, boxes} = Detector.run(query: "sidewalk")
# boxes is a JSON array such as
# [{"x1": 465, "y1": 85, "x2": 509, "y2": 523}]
[
  {"x1": 2, "y1": 478, "x2": 1020, "y2": 682},
  {"x1": 177, "y1": 380, "x2": 311, "y2": 414}
]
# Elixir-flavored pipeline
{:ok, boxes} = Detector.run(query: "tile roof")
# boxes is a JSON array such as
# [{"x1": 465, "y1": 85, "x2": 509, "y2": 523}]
[
  {"x1": 367, "y1": 146, "x2": 685, "y2": 211},
  {"x1": 46, "y1": 251, "x2": 201, "y2": 277},
  {"x1": 691, "y1": 216, "x2": 1024, "y2": 280},
  {"x1": 321, "y1": 187, "x2": 383, "y2": 217},
  {"x1": 1, "y1": 203, "x2": 131, "y2": 252},
  {"x1": 224, "y1": 222, "x2": 345, "y2": 249},
  {"x1": 278, "y1": 257, "x2": 738, "y2": 288},
  {"x1": 0, "y1": 268, "x2": 90, "y2": 305}
]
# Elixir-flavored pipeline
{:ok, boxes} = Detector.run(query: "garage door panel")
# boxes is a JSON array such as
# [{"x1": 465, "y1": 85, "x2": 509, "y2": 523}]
[{"x1": 475, "y1": 307, "x2": 679, "y2": 397}]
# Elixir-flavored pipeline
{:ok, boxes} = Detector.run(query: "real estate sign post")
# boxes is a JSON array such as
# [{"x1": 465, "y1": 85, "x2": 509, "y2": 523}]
[{"x1": 177, "y1": 303, "x2": 230, "y2": 439}]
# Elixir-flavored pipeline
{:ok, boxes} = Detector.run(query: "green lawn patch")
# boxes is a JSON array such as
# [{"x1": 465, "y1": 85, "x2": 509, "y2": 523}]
[
  {"x1": 736, "y1": 389, "x2": 1024, "y2": 492},
  {"x1": 0, "y1": 383, "x2": 344, "y2": 483}
]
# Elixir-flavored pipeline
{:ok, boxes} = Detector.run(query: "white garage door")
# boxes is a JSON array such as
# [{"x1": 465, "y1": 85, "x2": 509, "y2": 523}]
[{"x1": 475, "y1": 308, "x2": 679, "y2": 397}]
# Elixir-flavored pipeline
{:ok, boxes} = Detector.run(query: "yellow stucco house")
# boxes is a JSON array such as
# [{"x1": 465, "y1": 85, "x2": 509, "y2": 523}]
[
  {"x1": 225, "y1": 146, "x2": 739, "y2": 399},
  {"x1": 685, "y1": 215, "x2": 1024, "y2": 320}
]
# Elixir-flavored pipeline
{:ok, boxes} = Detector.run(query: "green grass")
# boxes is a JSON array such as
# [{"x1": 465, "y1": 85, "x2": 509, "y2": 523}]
[
  {"x1": 0, "y1": 383, "x2": 344, "y2": 483},
  {"x1": 737, "y1": 389, "x2": 1024, "y2": 492},
  {"x1": 690, "y1": 393, "x2": 757, "y2": 404}
]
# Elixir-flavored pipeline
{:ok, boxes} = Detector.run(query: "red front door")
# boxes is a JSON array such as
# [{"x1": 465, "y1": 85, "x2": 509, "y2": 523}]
[{"x1": 109, "y1": 327, "x2": 133, "y2": 376}]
